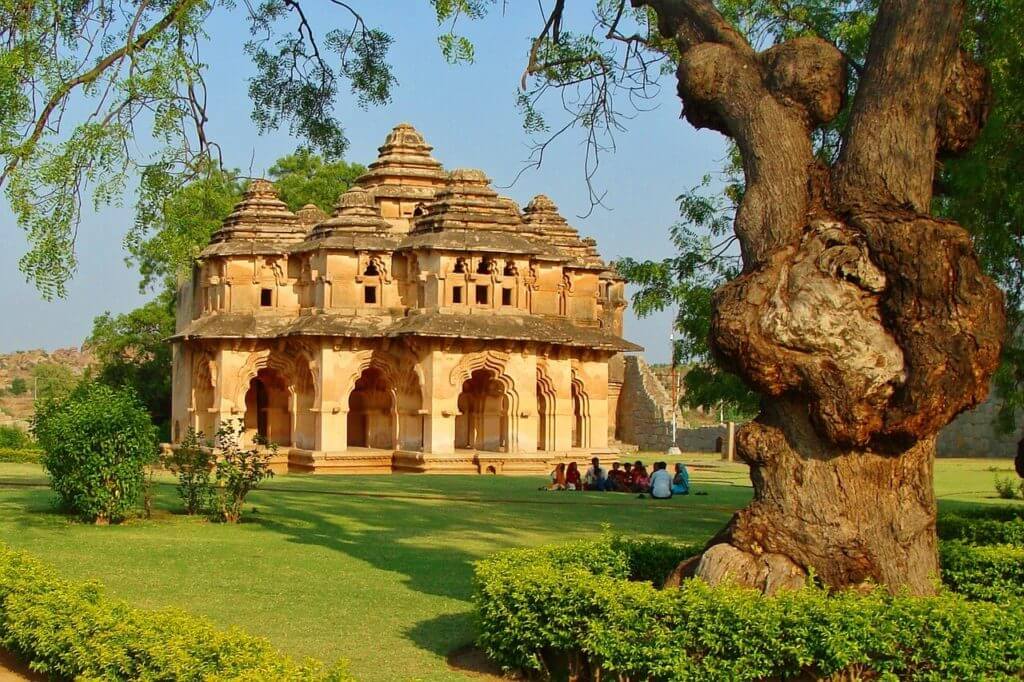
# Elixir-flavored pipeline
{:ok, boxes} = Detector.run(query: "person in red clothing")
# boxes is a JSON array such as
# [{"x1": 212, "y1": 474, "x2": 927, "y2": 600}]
[
  {"x1": 630, "y1": 460, "x2": 650, "y2": 493},
  {"x1": 565, "y1": 461, "x2": 582, "y2": 490}
]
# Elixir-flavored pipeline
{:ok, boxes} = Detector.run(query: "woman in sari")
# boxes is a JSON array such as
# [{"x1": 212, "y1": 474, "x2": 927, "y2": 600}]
[
  {"x1": 672, "y1": 462, "x2": 690, "y2": 495},
  {"x1": 548, "y1": 463, "x2": 567, "y2": 490},
  {"x1": 565, "y1": 462, "x2": 582, "y2": 490}
]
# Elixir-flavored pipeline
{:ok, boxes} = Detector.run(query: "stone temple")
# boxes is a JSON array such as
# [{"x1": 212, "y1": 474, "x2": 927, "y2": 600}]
[{"x1": 170, "y1": 123, "x2": 640, "y2": 473}]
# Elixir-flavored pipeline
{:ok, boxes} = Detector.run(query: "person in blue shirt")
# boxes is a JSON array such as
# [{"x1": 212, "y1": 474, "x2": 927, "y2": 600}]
[
  {"x1": 672, "y1": 462, "x2": 690, "y2": 495},
  {"x1": 649, "y1": 461, "x2": 672, "y2": 499}
]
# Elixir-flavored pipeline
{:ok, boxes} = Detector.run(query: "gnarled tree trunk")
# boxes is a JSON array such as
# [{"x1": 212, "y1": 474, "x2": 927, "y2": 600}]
[{"x1": 638, "y1": 0, "x2": 1005, "y2": 595}]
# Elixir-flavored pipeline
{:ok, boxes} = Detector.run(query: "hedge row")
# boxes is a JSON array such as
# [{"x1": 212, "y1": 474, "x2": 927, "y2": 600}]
[
  {"x1": 474, "y1": 537, "x2": 1024, "y2": 681},
  {"x1": 0, "y1": 448, "x2": 41, "y2": 464},
  {"x1": 0, "y1": 543, "x2": 352, "y2": 681},
  {"x1": 940, "y1": 540, "x2": 1024, "y2": 601},
  {"x1": 938, "y1": 509, "x2": 1024, "y2": 546}
]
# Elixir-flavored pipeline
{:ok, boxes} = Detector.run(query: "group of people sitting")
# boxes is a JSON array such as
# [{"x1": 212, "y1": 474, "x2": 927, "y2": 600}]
[{"x1": 547, "y1": 457, "x2": 690, "y2": 498}]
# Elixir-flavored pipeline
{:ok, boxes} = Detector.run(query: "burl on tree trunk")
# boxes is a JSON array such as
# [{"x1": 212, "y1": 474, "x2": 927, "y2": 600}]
[{"x1": 638, "y1": 0, "x2": 1006, "y2": 594}]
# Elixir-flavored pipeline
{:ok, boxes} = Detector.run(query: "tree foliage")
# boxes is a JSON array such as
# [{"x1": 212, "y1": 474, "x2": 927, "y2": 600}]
[
  {"x1": 267, "y1": 149, "x2": 365, "y2": 214},
  {"x1": 30, "y1": 363, "x2": 76, "y2": 403},
  {"x1": 88, "y1": 289, "x2": 176, "y2": 440},
  {"x1": 941, "y1": 0, "x2": 1024, "y2": 436},
  {"x1": 33, "y1": 381, "x2": 157, "y2": 523}
]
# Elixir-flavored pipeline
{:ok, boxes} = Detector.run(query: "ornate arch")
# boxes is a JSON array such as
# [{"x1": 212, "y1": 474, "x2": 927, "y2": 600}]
[
  {"x1": 449, "y1": 350, "x2": 511, "y2": 387},
  {"x1": 339, "y1": 349, "x2": 404, "y2": 402}
]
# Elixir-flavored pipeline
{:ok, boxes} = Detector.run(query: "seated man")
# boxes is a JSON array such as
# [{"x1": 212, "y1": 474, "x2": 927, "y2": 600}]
[
  {"x1": 672, "y1": 462, "x2": 690, "y2": 495},
  {"x1": 607, "y1": 462, "x2": 627, "y2": 491},
  {"x1": 583, "y1": 457, "x2": 610, "y2": 491},
  {"x1": 650, "y1": 461, "x2": 672, "y2": 500}
]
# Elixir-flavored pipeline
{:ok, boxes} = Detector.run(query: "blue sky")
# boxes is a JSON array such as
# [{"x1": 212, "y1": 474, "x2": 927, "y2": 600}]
[{"x1": 0, "y1": 3, "x2": 728, "y2": 362}]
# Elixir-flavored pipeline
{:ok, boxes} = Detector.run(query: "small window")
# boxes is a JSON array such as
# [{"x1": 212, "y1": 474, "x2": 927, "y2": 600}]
[
  {"x1": 477, "y1": 257, "x2": 493, "y2": 275},
  {"x1": 452, "y1": 286, "x2": 463, "y2": 304},
  {"x1": 364, "y1": 286, "x2": 377, "y2": 304},
  {"x1": 260, "y1": 288, "x2": 273, "y2": 307},
  {"x1": 475, "y1": 285, "x2": 489, "y2": 305},
  {"x1": 364, "y1": 260, "x2": 380, "y2": 276},
  {"x1": 453, "y1": 258, "x2": 466, "y2": 274},
  {"x1": 501, "y1": 288, "x2": 512, "y2": 306},
  {"x1": 503, "y1": 261, "x2": 517, "y2": 276}
]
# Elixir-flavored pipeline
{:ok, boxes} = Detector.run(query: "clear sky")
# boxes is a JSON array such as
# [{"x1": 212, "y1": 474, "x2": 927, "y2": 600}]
[{"x1": 0, "y1": 3, "x2": 728, "y2": 362}]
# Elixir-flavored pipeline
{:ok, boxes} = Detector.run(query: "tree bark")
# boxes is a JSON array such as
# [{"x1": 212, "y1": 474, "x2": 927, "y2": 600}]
[{"x1": 637, "y1": 0, "x2": 1005, "y2": 594}]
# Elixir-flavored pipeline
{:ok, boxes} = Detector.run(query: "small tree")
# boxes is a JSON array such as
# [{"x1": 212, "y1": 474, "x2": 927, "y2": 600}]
[
  {"x1": 33, "y1": 382, "x2": 157, "y2": 524},
  {"x1": 210, "y1": 421, "x2": 274, "y2": 523},
  {"x1": 162, "y1": 428, "x2": 214, "y2": 515},
  {"x1": 0, "y1": 424, "x2": 34, "y2": 450},
  {"x1": 8, "y1": 378, "x2": 27, "y2": 396}
]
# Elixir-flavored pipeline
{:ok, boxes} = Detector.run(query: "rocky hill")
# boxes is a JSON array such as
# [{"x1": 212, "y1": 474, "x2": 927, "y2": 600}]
[{"x1": 0, "y1": 347, "x2": 95, "y2": 430}]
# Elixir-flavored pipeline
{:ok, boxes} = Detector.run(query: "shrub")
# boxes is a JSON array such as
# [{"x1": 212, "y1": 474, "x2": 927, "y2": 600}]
[
  {"x1": 995, "y1": 474, "x2": 1020, "y2": 499},
  {"x1": 210, "y1": 420, "x2": 274, "y2": 523},
  {"x1": 938, "y1": 510, "x2": 1024, "y2": 546},
  {"x1": 474, "y1": 537, "x2": 1024, "y2": 680},
  {"x1": 32, "y1": 382, "x2": 157, "y2": 523},
  {"x1": 0, "y1": 425, "x2": 33, "y2": 450},
  {"x1": 163, "y1": 428, "x2": 214, "y2": 515},
  {"x1": 0, "y1": 543, "x2": 351, "y2": 681},
  {"x1": 939, "y1": 540, "x2": 1024, "y2": 601},
  {"x1": 8, "y1": 378, "x2": 26, "y2": 396},
  {"x1": 0, "y1": 448, "x2": 41, "y2": 464}
]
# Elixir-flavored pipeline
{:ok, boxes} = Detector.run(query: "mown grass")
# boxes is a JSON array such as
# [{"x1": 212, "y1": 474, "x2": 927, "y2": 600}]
[{"x1": 0, "y1": 454, "x2": 1016, "y2": 681}]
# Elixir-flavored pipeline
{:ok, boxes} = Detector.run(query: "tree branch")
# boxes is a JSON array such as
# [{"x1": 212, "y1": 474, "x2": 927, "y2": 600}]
[{"x1": 1, "y1": 0, "x2": 198, "y2": 187}]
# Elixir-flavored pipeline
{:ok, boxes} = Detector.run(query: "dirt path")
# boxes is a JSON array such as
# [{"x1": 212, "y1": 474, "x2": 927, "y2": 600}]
[{"x1": 0, "y1": 650, "x2": 43, "y2": 682}]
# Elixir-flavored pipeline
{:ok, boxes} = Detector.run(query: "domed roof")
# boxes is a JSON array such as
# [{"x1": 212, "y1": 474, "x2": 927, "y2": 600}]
[
  {"x1": 355, "y1": 123, "x2": 447, "y2": 199},
  {"x1": 410, "y1": 169, "x2": 522, "y2": 234},
  {"x1": 296, "y1": 203, "x2": 327, "y2": 227},
  {"x1": 210, "y1": 179, "x2": 304, "y2": 244},
  {"x1": 521, "y1": 194, "x2": 605, "y2": 268},
  {"x1": 307, "y1": 186, "x2": 392, "y2": 240}
]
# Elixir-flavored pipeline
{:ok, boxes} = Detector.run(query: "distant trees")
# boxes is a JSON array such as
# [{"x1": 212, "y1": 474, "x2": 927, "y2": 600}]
[{"x1": 8, "y1": 378, "x2": 26, "y2": 396}]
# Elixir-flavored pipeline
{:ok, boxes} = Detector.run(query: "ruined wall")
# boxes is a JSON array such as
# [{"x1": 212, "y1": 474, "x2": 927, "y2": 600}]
[
  {"x1": 938, "y1": 387, "x2": 1021, "y2": 458},
  {"x1": 619, "y1": 354, "x2": 1017, "y2": 458},
  {"x1": 616, "y1": 356, "x2": 728, "y2": 452}
]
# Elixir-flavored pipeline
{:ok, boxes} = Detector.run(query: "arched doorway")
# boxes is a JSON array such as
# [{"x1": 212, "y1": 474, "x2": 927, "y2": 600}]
[
  {"x1": 243, "y1": 368, "x2": 291, "y2": 447},
  {"x1": 455, "y1": 369, "x2": 509, "y2": 452},
  {"x1": 347, "y1": 367, "x2": 396, "y2": 449},
  {"x1": 571, "y1": 380, "x2": 590, "y2": 449}
]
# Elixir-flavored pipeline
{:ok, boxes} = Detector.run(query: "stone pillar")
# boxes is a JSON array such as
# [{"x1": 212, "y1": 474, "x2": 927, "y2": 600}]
[
  {"x1": 549, "y1": 358, "x2": 574, "y2": 452},
  {"x1": 725, "y1": 421, "x2": 736, "y2": 462},
  {"x1": 504, "y1": 353, "x2": 537, "y2": 454},
  {"x1": 420, "y1": 348, "x2": 458, "y2": 454},
  {"x1": 581, "y1": 358, "x2": 611, "y2": 450}
]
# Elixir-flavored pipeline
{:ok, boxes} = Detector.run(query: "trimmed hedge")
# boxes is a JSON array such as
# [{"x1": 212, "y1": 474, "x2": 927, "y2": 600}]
[
  {"x1": 938, "y1": 509, "x2": 1024, "y2": 546},
  {"x1": 940, "y1": 540, "x2": 1024, "y2": 601},
  {"x1": 474, "y1": 536, "x2": 1024, "y2": 681},
  {"x1": 0, "y1": 448, "x2": 41, "y2": 464},
  {"x1": 0, "y1": 543, "x2": 353, "y2": 681}
]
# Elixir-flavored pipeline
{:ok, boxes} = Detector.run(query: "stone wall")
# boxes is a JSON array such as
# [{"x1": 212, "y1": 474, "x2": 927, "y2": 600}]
[
  {"x1": 616, "y1": 355, "x2": 728, "y2": 453},
  {"x1": 938, "y1": 388, "x2": 1021, "y2": 458}
]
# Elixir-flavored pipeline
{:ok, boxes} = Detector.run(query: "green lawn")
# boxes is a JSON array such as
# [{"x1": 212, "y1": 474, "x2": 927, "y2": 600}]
[{"x1": 0, "y1": 455, "x2": 1018, "y2": 681}]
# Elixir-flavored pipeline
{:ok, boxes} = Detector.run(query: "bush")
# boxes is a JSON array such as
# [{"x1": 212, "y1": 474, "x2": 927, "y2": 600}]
[
  {"x1": 939, "y1": 540, "x2": 1024, "y2": 601},
  {"x1": 0, "y1": 425, "x2": 33, "y2": 450},
  {"x1": 938, "y1": 510, "x2": 1024, "y2": 546},
  {"x1": 163, "y1": 428, "x2": 214, "y2": 515},
  {"x1": 0, "y1": 543, "x2": 351, "y2": 681},
  {"x1": 8, "y1": 378, "x2": 26, "y2": 396},
  {"x1": 33, "y1": 382, "x2": 157, "y2": 523},
  {"x1": 995, "y1": 474, "x2": 1021, "y2": 499},
  {"x1": 474, "y1": 537, "x2": 1024, "y2": 680},
  {"x1": 0, "y1": 448, "x2": 41, "y2": 464},
  {"x1": 210, "y1": 420, "x2": 274, "y2": 523}
]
